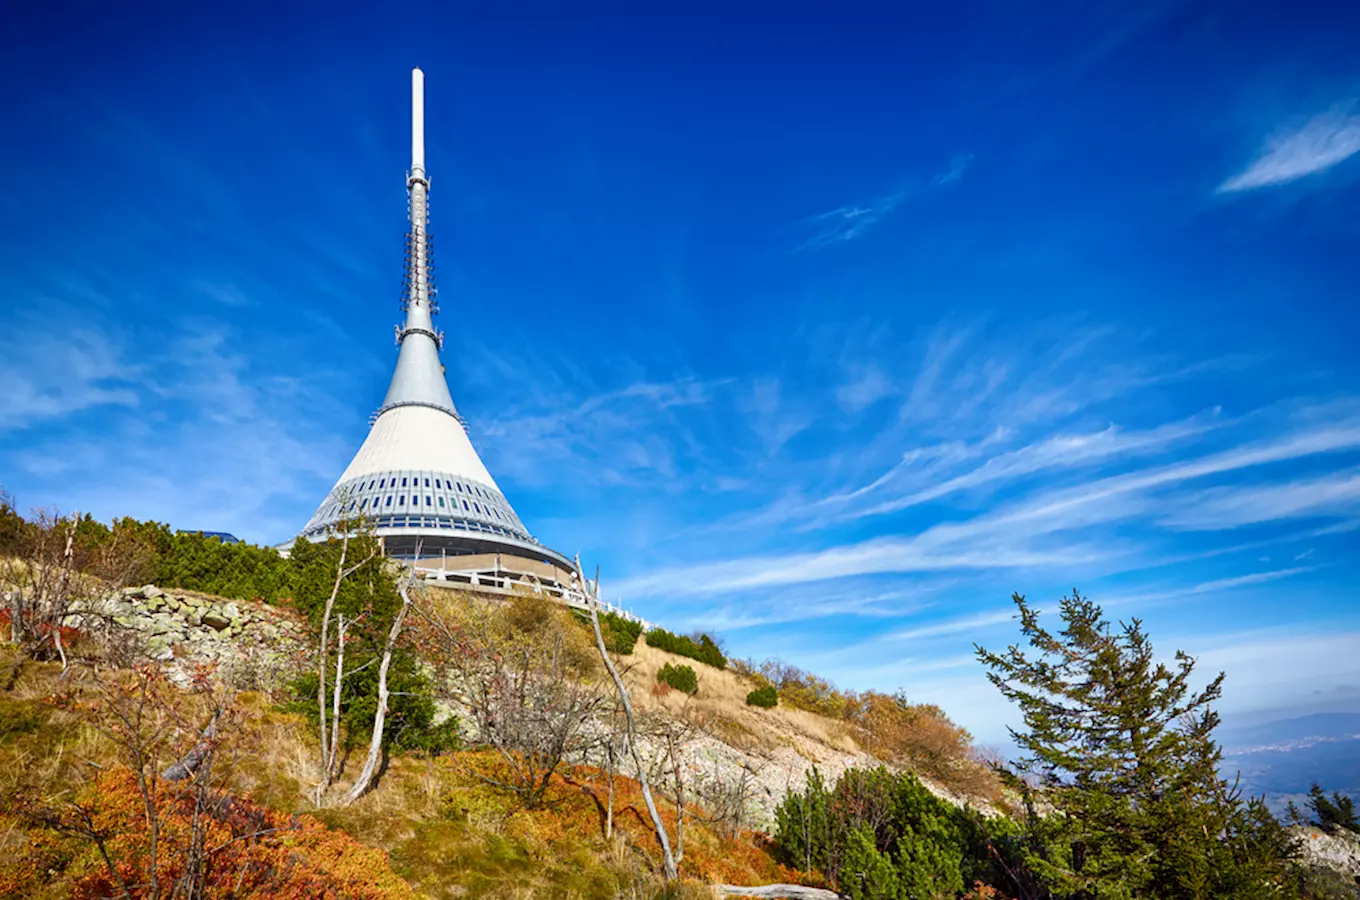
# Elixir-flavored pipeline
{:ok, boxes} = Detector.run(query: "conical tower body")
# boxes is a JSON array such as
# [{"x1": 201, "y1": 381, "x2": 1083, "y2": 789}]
[{"x1": 292, "y1": 69, "x2": 571, "y2": 581}]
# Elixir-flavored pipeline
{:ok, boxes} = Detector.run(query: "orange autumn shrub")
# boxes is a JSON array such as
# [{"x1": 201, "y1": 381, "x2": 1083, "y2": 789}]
[
  {"x1": 439, "y1": 750, "x2": 809, "y2": 889},
  {"x1": 63, "y1": 767, "x2": 413, "y2": 899}
]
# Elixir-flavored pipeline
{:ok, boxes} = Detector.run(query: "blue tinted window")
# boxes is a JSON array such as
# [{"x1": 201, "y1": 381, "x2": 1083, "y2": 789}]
[
  {"x1": 401, "y1": 478, "x2": 408, "y2": 487},
  {"x1": 426, "y1": 496, "x2": 432, "y2": 506},
  {"x1": 386, "y1": 496, "x2": 393, "y2": 507},
  {"x1": 462, "y1": 500, "x2": 469, "y2": 510},
  {"x1": 398, "y1": 496, "x2": 405, "y2": 505}
]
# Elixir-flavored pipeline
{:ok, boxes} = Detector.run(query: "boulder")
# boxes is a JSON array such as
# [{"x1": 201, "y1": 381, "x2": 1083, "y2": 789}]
[
  {"x1": 201, "y1": 610, "x2": 232, "y2": 631},
  {"x1": 145, "y1": 635, "x2": 174, "y2": 661},
  {"x1": 141, "y1": 585, "x2": 164, "y2": 599},
  {"x1": 147, "y1": 615, "x2": 179, "y2": 635}
]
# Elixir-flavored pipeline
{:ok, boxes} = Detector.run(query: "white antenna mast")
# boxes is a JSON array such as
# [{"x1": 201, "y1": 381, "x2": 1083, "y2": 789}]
[{"x1": 411, "y1": 67, "x2": 426, "y2": 178}]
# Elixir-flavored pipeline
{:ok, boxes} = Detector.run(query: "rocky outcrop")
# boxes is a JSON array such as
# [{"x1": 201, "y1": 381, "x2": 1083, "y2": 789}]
[
  {"x1": 1292, "y1": 825, "x2": 1360, "y2": 899},
  {"x1": 69, "y1": 584, "x2": 310, "y2": 691}
]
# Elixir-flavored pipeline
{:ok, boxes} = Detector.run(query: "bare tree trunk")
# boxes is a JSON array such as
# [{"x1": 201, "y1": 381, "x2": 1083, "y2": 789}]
[
  {"x1": 315, "y1": 527, "x2": 375, "y2": 801},
  {"x1": 53, "y1": 626, "x2": 68, "y2": 674},
  {"x1": 605, "y1": 725, "x2": 616, "y2": 840},
  {"x1": 6, "y1": 589, "x2": 20, "y2": 646},
  {"x1": 316, "y1": 531, "x2": 349, "y2": 794},
  {"x1": 51, "y1": 517, "x2": 76, "y2": 674},
  {"x1": 716, "y1": 885, "x2": 842, "y2": 899},
  {"x1": 344, "y1": 573, "x2": 413, "y2": 805},
  {"x1": 327, "y1": 614, "x2": 348, "y2": 779},
  {"x1": 162, "y1": 713, "x2": 221, "y2": 782},
  {"x1": 577, "y1": 557, "x2": 677, "y2": 882},
  {"x1": 669, "y1": 729, "x2": 684, "y2": 863}
]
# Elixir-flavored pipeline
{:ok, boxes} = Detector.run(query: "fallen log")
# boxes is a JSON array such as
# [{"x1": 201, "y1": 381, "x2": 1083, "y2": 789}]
[
  {"x1": 715, "y1": 885, "x2": 843, "y2": 900},
  {"x1": 161, "y1": 713, "x2": 221, "y2": 782}
]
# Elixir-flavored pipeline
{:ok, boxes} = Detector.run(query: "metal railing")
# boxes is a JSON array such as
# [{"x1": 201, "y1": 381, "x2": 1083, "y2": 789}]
[{"x1": 410, "y1": 563, "x2": 651, "y2": 628}]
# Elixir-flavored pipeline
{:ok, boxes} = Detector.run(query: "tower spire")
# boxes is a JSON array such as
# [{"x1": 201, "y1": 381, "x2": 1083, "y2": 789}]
[
  {"x1": 290, "y1": 67, "x2": 571, "y2": 584},
  {"x1": 411, "y1": 67, "x2": 426, "y2": 179},
  {"x1": 380, "y1": 67, "x2": 454, "y2": 417}
]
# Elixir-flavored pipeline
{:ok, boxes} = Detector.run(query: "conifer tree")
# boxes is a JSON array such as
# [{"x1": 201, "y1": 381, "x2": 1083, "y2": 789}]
[
  {"x1": 1307, "y1": 783, "x2": 1359, "y2": 834},
  {"x1": 976, "y1": 591, "x2": 1298, "y2": 899}
]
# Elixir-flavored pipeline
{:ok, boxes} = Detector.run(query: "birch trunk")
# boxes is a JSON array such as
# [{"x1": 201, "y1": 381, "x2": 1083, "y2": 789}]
[
  {"x1": 716, "y1": 885, "x2": 842, "y2": 899},
  {"x1": 344, "y1": 577, "x2": 412, "y2": 804},
  {"x1": 316, "y1": 531, "x2": 349, "y2": 794},
  {"x1": 605, "y1": 729, "x2": 616, "y2": 840},
  {"x1": 327, "y1": 615, "x2": 348, "y2": 779},
  {"x1": 577, "y1": 557, "x2": 677, "y2": 881}
]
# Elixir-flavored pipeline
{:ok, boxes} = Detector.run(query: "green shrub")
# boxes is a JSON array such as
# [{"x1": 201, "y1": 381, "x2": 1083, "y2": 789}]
[
  {"x1": 656, "y1": 662, "x2": 698, "y2": 695},
  {"x1": 291, "y1": 649, "x2": 456, "y2": 755},
  {"x1": 573, "y1": 609, "x2": 643, "y2": 654},
  {"x1": 746, "y1": 685, "x2": 778, "y2": 708},
  {"x1": 774, "y1": 766, "x2": 1011, "y2": 897},
  {"x1": 398, "y1": 715, "x2": 461, "y2": 757},
  {"x1": 156, "y1": 529, "x2": 296, "y2": 602},
  {"x1": 600, "y1": 611, "x2": 643, "y2": 654},
  {"x1": 643, "y1": 627, "x2": 726, "y2": 669}
]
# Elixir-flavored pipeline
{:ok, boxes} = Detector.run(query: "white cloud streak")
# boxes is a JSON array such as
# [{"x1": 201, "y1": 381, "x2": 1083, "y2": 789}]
[
  {"x1": 1219, "y1": 103, "x2": 1360, "y2": 192},
  {"x1": 1189, "y1": 565, "x2": 1318, "y2": 594},
  {"x1": 0, "y1": 325, "x2": 141, "y2": 429},
  {"x1": 615, "y1": 411, "x2": 1360, "y2": 600},
  {"x1": 0, "y1": 310, "x2": 355, "y2": 544},
  {"x1": 1161, "y1": 469, "x2": 1360, "y2": 530},
  {"x1": 793, "y1": 156, "x2": 972, "y2": 251}
]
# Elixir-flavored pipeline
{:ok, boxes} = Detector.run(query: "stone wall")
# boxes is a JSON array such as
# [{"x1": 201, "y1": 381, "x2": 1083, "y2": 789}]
[{"x1": 70, "y1": 584, "x2": 310, "y2": 691}]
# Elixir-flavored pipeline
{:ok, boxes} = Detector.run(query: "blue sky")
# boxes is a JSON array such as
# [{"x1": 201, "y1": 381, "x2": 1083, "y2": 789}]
[{"x1": 2, "y1": 1, "x2": 1358, "y2": 747}]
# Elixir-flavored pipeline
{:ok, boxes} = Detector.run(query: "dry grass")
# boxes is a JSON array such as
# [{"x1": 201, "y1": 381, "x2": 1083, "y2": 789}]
[
  {"x1": 0, "y1": 644, "x2": 809, "y2": 899},
  {"x1": 622, "y1": 640, "x2": 861, "y2": 759},
  {"x1": 618, "y1": 639, "x2": 1007, "y2": 809}
]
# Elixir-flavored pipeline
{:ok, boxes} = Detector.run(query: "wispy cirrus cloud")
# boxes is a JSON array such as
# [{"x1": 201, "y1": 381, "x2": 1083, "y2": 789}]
[
  {"x1": 794, "y1": 189, "x2": 912, "y2": 251},
  {"x1": 0, "y1": 321, "x2": 142, "y2": 430},
  {"x1": 1160, "y1": 469, "x2": 1360, "y2": 530},
  {"x1": 825, "y1": 414, "x2": 1228, "y2": 527},
  {"x1": 1188, "y1": 565, "x2": 1319, "y2": 594},
  {"x1": 612, "y1": 399, "x2": 1360, "y2": 600},
  {"x1": 1219, "y1": 102, "x2": 1360, "y2": 193},
  {"x1": 0, "y1": 300, "x2": 355, "y2": 543},
  {"x1": 793, "y1": 154, "x2": 973, "y2": 251}
]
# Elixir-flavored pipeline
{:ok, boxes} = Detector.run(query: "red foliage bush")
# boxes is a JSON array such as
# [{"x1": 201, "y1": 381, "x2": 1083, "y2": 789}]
[{"x1": 64, "y1": 767, "x2": 413, "y2": 899}]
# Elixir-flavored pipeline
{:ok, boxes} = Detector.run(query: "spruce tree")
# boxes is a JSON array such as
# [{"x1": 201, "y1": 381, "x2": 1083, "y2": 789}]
[
  {"x1": 1307, "y1": 783, "x2": 1359, "y2": 833},
  {"x1": 976, "y1": 591, "x2": 1298, "y2": 899}
]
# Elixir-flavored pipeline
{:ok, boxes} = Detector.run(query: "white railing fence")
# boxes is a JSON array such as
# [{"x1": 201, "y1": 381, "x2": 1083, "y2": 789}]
[{"x1": 409, "y1": 563, "x2": 651, "y2": 629}]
